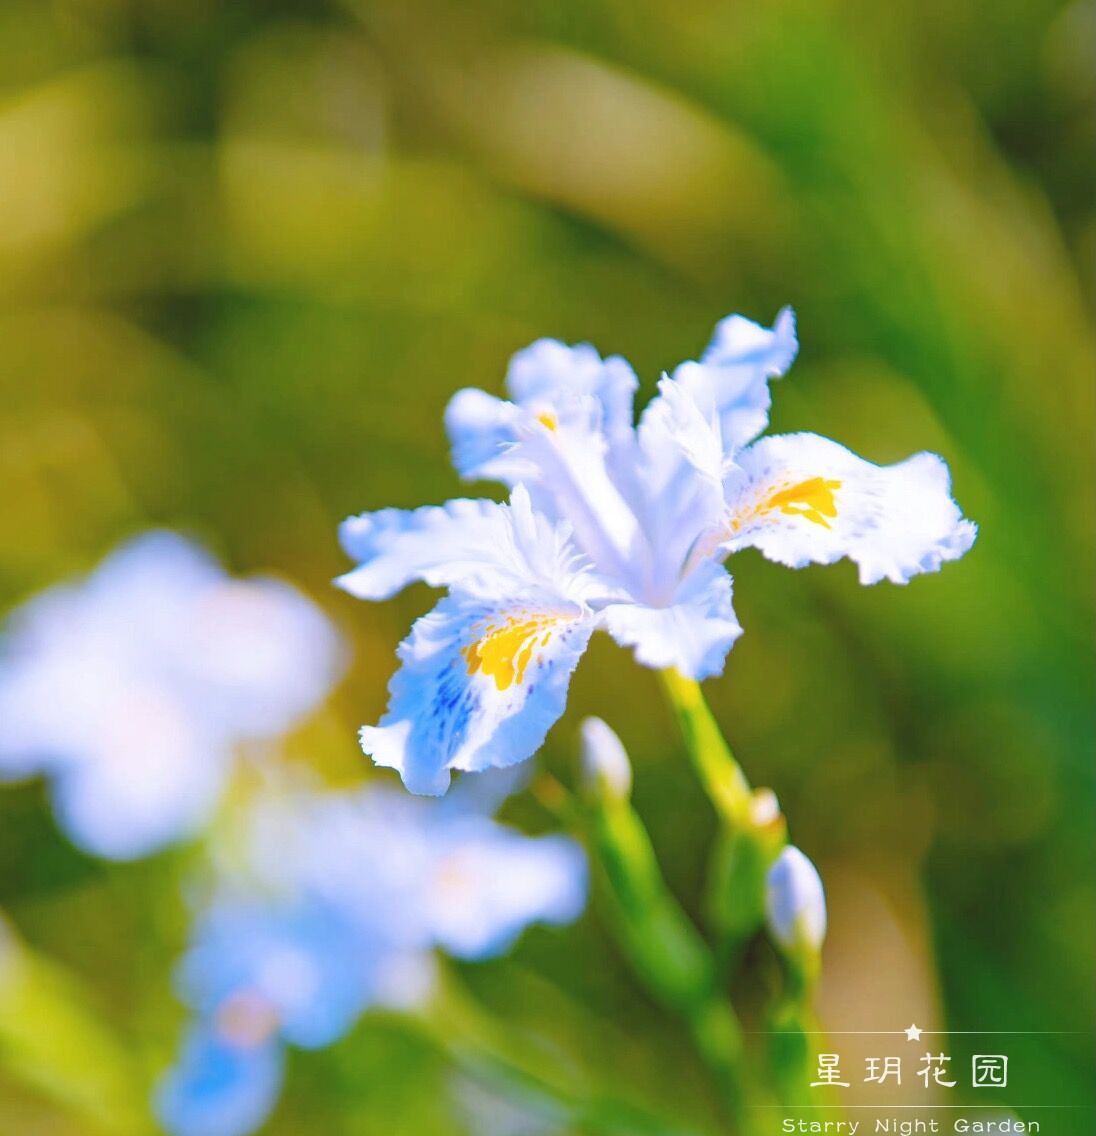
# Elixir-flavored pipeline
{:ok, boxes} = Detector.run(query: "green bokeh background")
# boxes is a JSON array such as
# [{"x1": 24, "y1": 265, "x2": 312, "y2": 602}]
[{"x1": 0, "y1": 1, "x2": 1092, "y2": 1133}]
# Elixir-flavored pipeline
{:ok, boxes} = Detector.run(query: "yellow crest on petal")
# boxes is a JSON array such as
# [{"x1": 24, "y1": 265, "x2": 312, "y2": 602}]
[
  {"x1": 462, "y1": 615, "x2": 556, "y2": 691},
  {"x1": 762, "y1": 477, "x2": 841, "y2": 529}
]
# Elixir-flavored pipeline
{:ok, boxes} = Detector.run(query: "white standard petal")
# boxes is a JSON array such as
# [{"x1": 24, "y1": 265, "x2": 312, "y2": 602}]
[
  {"x1": 672, "y1": 306, "x2": 797, "y2": 452},
  {"x1": 444, "y1": 388, "x2": 526, "y2": 481},
  {"x1": 508, "y1": 400, "x2": 643, "y2": 584},
  {"x1": 361, "y1": 592, "x2": 595, "y2": 795},
  {"x1": 505, "y1": 338, "x2": 638, "y2": 447},
  {"x1": 444, "y1": 340, "x2": 638, "y2": 485},
  {"x1": 601, "y1": 559, "x2": 743, "y2": 680},
  {"x1": 630, "y1": 380, "x2": 729, "y2": 602},
  {"x1": 720, "y1": 432, "x2": 977, "y2": 585},
  {"x1": 337, "y1": 496, "x2": 528, "y2": 601}
]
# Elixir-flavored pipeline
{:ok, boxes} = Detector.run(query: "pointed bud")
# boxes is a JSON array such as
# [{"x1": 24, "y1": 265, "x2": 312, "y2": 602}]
[
  {"x1": 765, "y1": 846, "x2": 827, "y2": 956},
  {"x1": 580, "y1": 717, "x2": 632, "y2": 799}
]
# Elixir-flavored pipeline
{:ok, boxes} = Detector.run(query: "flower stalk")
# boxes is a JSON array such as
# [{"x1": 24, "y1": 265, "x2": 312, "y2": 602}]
[
  {"x1": 659, "y1": 672, "x2": 788, "y2": 957},
  {"x1": 658, "y1": 672, "x2": 832, "y2": 1128},
  {"x1": 658, "y1": 670, "x2": 753, "y2": 829},
  {"x1": 578, "y1": 719, "x2": 748, "y2": 1129}
]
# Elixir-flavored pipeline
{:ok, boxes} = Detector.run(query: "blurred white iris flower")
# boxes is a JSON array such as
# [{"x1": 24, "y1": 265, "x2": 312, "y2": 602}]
[
  {"x1": 156, "y1": 777, "x2": 587, "y2": 1136},
  {"x1": 338, "y1": 308, "x2": 976, "y2": 795},
  {"x1": 0, "y1": 531, "x2": 346, "y2": 859}
]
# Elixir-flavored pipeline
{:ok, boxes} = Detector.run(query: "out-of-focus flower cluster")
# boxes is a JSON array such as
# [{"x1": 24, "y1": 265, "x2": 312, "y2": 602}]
[
  {"x1": 0, "y1": 531, "x2": 346, "y2": 859},
  {"x1": 157, "y1": 777, "x2": 587, "y2": 1136}
]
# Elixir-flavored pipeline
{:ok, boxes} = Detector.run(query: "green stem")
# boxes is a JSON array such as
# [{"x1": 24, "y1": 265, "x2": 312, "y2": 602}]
[
  {"x1": 659, "y1": 670, "x2": 786, "y2": 949},
  {"x1": 659, "y1": 668, "x2": 801, "y2": 1134},
  {"x1": 658, "y1": 670, "x2": 753, "y2": 829},
  {"x1": 581, "y1": 776, "x2": 749, "y2": 1130},
  {"x1": 767, "y1": 975, "x2": 824, "y2": 1116}
]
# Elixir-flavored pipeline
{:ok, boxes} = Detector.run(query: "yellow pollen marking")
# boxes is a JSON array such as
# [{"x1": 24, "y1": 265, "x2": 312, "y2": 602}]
[
  {"x1": 462, "y1": 616, "x2": 556, "y2": 691},
  {"x1": 762, "y1": 477, "x2": 841, "y2": 529},
  {"x1": 535, "y1": 410, "x2": 558, "y2": 431}
]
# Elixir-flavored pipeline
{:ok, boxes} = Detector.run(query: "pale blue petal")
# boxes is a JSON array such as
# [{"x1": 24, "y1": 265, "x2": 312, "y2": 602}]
[
  {"x1": 361, "y1": 592, "x2": 594, "y2": 795},
  {"x1": 442, "y1": 763, "x2": 532, "y2": 817},
  {"x1": 505, "y1": 338, "x2": 638, "y2": 446},
  {"x1": 156, "y1": 1025, "x2": 283, "y2": 1136},
  {"x1": 672, "y1": 306, "x2": 797, "y2": 452},
  {"x1": 242, "y1": 787, "x2": 440, "y2": 950},
  {"x1": 423, "y1": 825, "x2": 587, "y2": 959},
  {"x1": 601, "y1": 560, "x2": 742, "y2": 680},
  {"x1": 444, "y1": 388, "x2": 526, "y2": 481},
  {"x1": 177, "y1": 899, "x2": 376, "y2": 1049},
  {"x1": 722, "y1": 432, "x2": 977, "y2": 584},
  {"x1": 447, "y1": 379, "x2": 644, "y2": 586},
  {"x1": 443, "y1": 340, "x2": 637, "y2": 485}
]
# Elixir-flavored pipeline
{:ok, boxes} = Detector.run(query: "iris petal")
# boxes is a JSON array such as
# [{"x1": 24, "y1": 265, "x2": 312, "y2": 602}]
[
  {"x1": 720, "y1": 432, "x2": 977, "y2": 584},
  {"x1": 361, "y1": 592, "x2": 594, "y2": 795},
  {"x1": 156, "y1": 1024, "x2": 283, "y2": 1136},
  {"x1": 672, "y1": 306, "x2": 798, "y2": 453},
  {"x1": 601, "y1": 560, "x2": 743, "y2": 680}
]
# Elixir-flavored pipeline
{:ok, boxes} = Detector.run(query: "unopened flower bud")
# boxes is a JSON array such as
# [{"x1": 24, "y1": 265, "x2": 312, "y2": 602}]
[
  {"x1": 580, "y1": 717, "x2": 632, "y2": 799},
  {"x1": 750, "y1": 787, "x2": 781, "y2": 827},
  {"x1": 765, "y1": 845, "x2": 827, "y2": 955}
]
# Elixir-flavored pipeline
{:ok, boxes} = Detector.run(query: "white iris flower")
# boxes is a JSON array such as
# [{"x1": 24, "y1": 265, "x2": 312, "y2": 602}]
[{"x1": 338, "y1": 309, "x2": 975, "y2": 795}]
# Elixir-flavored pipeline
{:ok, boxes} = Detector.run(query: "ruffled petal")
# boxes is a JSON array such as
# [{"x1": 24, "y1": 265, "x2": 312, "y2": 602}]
[
  {"x1": 601, "y1": 560, "x2": 743, "y2": 680},
  {"x1": 361, "y1": 591, "x2": 595, "y2": 795},
  {"x1": 641, "y1": 375, "x2": 728, "y2": 486},
  {"x1": 671, "y1": 306, "x2": 797, "y2": 452},
  {"x1": 337, "y1": 497, "x2": 515, "y2": 600},
  {"x1": 337, "y1": 485, "x2": 601, "y2": 605},
  {"x1": 720, "y1": 432, "x2": 977, "y2": 584},
  {"x1": 155, "y1": 1024, "x2": 283, "y2": 1136}
]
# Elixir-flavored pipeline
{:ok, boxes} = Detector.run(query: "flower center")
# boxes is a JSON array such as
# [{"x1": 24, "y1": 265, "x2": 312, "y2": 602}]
[
  {"x1": 462, "y1": 616, "x2": 556, "y2": 691},
  {"x1": 215, "y1": 991, "x2": 281, "y2": 1047}
]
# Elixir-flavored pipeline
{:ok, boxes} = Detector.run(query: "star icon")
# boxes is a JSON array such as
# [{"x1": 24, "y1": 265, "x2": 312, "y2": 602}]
[{"x1": 904, "y1": 1023, "x2": 923, "y2": 1041}]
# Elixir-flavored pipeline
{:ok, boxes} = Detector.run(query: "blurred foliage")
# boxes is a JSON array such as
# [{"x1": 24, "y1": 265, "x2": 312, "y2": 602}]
[{"x1": 0, "y1": 0, "x2": 1092, "y2": 1132}]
